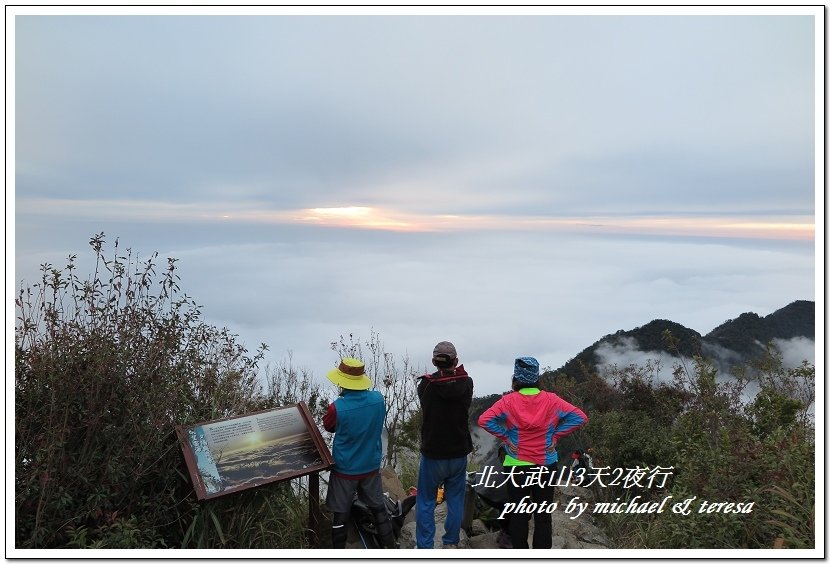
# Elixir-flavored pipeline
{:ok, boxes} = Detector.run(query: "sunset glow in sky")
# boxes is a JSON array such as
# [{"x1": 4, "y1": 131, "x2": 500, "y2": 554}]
[{"x1": 16, "y1": 197, "x2": 815, "y2": 240}]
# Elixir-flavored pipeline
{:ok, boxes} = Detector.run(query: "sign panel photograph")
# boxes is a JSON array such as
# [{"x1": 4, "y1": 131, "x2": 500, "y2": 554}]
[{"x1": 176, "y1": 403, "x2": 332, "y2": 500}]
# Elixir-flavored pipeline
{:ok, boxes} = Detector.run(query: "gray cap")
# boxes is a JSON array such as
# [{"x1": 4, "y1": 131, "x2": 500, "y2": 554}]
[{"x1": 432, "y1": 341, "x2": 457, "y2": 363}]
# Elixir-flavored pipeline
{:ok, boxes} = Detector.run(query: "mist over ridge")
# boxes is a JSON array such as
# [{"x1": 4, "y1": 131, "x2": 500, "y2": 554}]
[{"x1": 549, "y1": 299, "x2": 815, "y2": 387}]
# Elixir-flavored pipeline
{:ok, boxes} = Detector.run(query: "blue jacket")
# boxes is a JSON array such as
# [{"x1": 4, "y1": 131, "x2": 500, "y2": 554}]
[{"x1": 323, "y1": 389, "x2": 386, "y2": 477}]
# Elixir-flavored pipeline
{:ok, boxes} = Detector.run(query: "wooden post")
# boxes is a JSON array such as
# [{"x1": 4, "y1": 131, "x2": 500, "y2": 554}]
[
  {"x1": 461, "y1": 482, "x2": 475, "y2": 534},
  {"x1": 307, "y1": 472, "x2": 321, "y2": 547}
]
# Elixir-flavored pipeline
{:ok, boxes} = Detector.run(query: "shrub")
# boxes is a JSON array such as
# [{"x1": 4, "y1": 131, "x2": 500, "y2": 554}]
[
  {"x1": 587, "y1": 333, "x2": 815, "y2": 549},
  {"x1": 15, "y1": 234, "x2": 315, "y2": 549}
]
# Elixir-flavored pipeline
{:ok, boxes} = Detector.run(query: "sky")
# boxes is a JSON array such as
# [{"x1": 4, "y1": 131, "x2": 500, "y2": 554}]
[{"x1": 9, "y1": 6, "x2": 822, "y2": 403}]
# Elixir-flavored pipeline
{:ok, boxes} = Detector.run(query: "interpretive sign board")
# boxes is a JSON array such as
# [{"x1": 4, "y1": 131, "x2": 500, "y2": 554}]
[{"x1": 176, "y1": 402, "x2": 333, "y2": 500}]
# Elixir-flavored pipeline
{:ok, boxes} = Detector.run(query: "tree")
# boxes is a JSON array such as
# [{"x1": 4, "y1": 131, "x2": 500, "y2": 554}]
[
  {"x1": 739, "y1": 343, "x2": 815, "y2": 428},
  {"x1": 261, "y1": 351, "x2": 329, "y2": 421}
]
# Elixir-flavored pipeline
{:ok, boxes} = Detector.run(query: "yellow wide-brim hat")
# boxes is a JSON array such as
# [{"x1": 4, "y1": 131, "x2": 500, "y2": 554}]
[{"x1": 327, "y1": 358, "x2": 372, "y2": 390}]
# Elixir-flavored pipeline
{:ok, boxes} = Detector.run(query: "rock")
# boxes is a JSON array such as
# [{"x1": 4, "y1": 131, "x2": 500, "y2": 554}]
[
  {"x1": 380, "y1": 466, "x2": 407, "y2": 501},
  {"x1": 399, "y1": 521, "x2": 416, "y2": 548},
  {"x1": 467, "y1": 531, "x2": 502, "y2": 549},
  {"x1": 551, "y1": 535, "x2": 568, "y2": 549},
  {"x1": 574, "y1": 522, "x2": 613, "y2": 548},
  {"x1": 470, "y1": 519, "x2": 489, "y2": 536},
  {"x1": 550, "y1": 505, "x2": 613, "y2": 549},
  {"x1": 559, "y1": 483, "x2": 596, "y2": 504}
]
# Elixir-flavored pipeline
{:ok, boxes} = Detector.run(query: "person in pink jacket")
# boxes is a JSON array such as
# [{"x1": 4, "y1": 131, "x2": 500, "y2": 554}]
[{"x1": 478, "y1": 357, "x2": 588, "y2": 549}]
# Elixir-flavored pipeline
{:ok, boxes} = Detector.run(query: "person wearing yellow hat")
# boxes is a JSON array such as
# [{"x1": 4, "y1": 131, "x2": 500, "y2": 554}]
[{"x1": 322, "y1": 358, "x2": 396, "y2": 549}]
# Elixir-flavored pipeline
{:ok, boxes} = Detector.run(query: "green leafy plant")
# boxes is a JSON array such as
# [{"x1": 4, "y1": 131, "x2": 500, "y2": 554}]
[
  {"x1": 15, "y1": 234, "x2": 318, "y2": 549},
  {"x1": 586, "y1": 331, "x2": 814, "y2": 549}
]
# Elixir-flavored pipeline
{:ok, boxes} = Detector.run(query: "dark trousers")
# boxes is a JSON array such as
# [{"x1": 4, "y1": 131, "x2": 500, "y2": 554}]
[{"x1": 506, "y1": 464, "x2": 556, "y2": 549}]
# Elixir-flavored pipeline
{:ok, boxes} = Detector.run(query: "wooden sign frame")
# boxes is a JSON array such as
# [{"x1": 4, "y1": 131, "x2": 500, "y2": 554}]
[{"x1": 176, "y1": 402, "x2": 333, "y2": 501}]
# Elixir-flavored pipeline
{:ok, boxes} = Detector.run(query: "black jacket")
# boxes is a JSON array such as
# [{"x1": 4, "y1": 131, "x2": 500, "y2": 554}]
[{"x1": 417, "y1": 365, "x2": 474, "y2": 459}]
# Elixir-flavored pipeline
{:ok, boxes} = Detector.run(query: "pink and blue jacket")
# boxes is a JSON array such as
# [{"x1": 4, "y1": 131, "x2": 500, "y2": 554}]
[{"x1": 478, "y1": 388, "x2": 588, "y2": 466}]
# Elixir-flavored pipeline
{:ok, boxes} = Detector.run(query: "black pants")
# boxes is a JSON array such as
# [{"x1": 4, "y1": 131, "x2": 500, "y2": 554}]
[{"x1": 505, "y1": 464, "x2": 557, "y2": 549}]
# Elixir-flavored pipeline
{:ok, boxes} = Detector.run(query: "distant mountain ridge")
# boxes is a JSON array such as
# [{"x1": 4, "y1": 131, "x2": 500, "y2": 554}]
[
  {"x1": 706, "y1": 300, "x2": 815, "y2": 358},
  {"x1": 551, "y1": 300, "x2": 815, "y2": 382},
  {"x1": 468, "y1": 300, "x2": 814, "y2": 460}
]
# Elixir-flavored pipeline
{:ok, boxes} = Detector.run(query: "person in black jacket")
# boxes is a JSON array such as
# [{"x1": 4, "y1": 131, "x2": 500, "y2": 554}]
[{"x1": 415, "y1": 341, "x2": 474, "y2": 549}]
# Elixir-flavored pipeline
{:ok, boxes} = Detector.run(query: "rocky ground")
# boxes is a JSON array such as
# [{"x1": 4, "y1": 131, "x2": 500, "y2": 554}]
[
  {"x1": 371, "y1": 467, "x2": 613, "y2": 550},
  {"x1": 325, "y1": 429, "x2": 613, "y2": 551}
]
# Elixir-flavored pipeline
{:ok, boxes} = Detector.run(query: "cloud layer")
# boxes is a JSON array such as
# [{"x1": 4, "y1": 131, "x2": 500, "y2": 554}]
[{"x1": 11, "y1": 9, "x2": 819, "y2": 399}]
